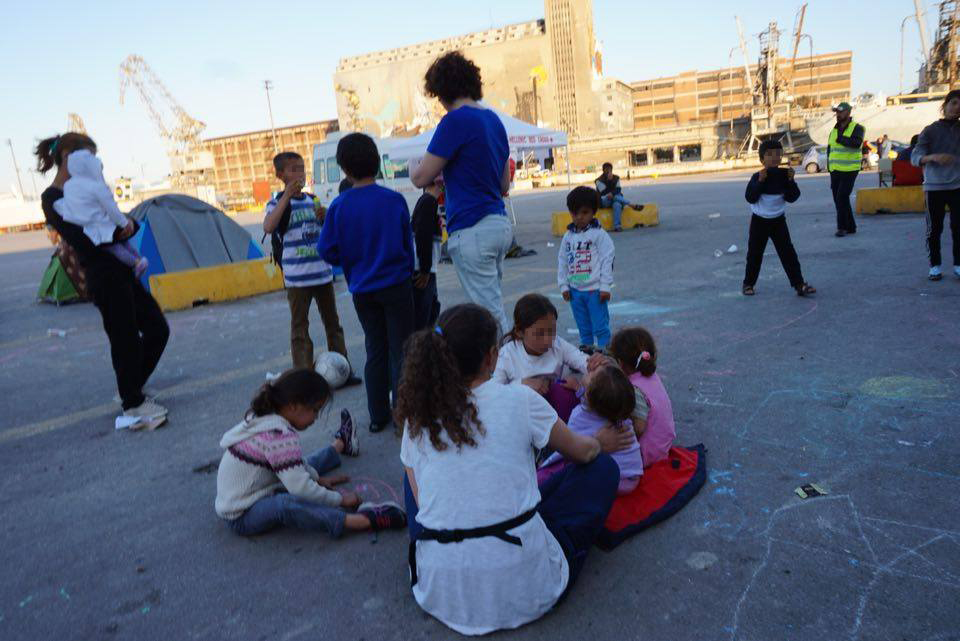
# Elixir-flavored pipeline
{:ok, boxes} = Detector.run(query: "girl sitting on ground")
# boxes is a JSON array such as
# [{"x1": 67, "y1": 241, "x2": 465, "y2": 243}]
[
  {"x1": 215, "y1": 368, "x2": 405, "y2": 538},
  {"x1": 609, "y1": 327, "x2": 677, "y2": 467},
  {"x1": 541, "y1": 364, "x2": 644, "y2": 495},
  {"x1": 397, "y1": 303, "x2": 631, "y2": 635},
  {"x1": 493, "y1": 293, "x2": 604, "y2": 420}
]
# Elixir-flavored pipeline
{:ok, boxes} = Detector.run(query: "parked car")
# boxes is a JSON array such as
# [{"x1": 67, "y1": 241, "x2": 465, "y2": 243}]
[{"x1": 803, "y1": 146, "x2": 827, "y2": 173}]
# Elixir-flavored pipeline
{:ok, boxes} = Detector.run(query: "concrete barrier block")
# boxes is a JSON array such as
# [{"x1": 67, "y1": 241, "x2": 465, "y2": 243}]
[
  {"x1": 856, "y1": 186, "x2": 925, "y2": 215},
  {"x1": 551, "y1": 205, "x2": 659, "y2": 236},
  {"x1": 149, "y1": 257, "x2": 284, "y2": 312}
]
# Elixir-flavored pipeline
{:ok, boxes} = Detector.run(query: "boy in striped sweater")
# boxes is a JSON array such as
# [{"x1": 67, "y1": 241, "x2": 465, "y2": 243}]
[{"x1": 264, "y1": 152, "x2": 360, "y2": 383}]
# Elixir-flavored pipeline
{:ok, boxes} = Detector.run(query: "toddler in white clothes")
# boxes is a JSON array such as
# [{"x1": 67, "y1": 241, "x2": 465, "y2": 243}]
[{"x1": 53, "y1": 149, "x2": 147, "y2": 276}]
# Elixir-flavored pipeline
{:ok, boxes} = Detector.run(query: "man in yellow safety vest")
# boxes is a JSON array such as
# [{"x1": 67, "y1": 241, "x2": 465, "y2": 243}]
[{"x1": 827, "y1": 102, "x2": 866, "y2": 237}]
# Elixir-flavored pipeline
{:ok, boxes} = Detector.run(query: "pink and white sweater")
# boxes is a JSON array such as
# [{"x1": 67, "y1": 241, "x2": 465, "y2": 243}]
[{"x1": 215, "y1": 413, "x2": 342, "y2": 520}]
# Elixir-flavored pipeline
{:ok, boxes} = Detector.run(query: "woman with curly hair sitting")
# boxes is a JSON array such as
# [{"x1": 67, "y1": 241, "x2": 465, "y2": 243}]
[
  {"x1": 396, "y1": 303, "x2": 631, "y2": 635},
  {"x1": 411, "y1": 51, "x2": 514, "y2": 333}
]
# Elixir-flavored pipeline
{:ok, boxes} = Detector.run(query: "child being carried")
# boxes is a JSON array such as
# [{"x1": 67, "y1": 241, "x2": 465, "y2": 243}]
[
  {"x1": 542, "y1": 364, "x2": 644, "y2": 495},
  {"x1": 53, "y1": 149, "x2": 147, "y2": 276}
]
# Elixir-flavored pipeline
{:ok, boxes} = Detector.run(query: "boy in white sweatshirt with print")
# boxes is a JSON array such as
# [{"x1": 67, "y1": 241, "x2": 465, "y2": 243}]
[{"x1": 558, "y1": 186, "x2": 615, "y2": 348}]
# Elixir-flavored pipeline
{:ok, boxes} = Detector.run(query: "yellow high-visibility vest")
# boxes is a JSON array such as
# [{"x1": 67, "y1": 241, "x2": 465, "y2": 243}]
[{"x1": 828, "y1": 121, "x2": 862, "y2": 172}]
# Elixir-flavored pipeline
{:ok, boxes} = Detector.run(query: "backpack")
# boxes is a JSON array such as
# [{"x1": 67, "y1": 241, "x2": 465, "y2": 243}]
[{"x1": 263, "y1": 192, "x2": 317, "y2": 272}]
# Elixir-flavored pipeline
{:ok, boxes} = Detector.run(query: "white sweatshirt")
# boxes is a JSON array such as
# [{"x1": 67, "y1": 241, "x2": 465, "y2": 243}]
[
  {"x1": 53, "y1": 150, "x2": 128, "y2": 245},
  {"x1": 557, "y1": 220, "x2": 615, "y2": 293},
  {"x1": 493, "y1": 337, "x2": 589, "y2": 385}
]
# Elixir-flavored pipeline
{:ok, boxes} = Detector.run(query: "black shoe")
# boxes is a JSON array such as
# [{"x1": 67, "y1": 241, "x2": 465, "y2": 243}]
[
  {"x1": 631, "y1": 204, "x2": 644, "y2": 212},
  {"x1": 835, "y1": 229, "x2": 847, "y2": 237},
  {"x1": 612, "y1": 225, "x2": 623, "y2": 232},
  {"x1": 358, "y1": 501, "x2": 406, "y2": 532},
  {"x1": 343, "y1": 374, "x2": 363, "y2": 387},
  {"x1": 369, "y1": 421, "x2": 392, "y2": 433},
  {"x1": 846, "y1": 229, "x2": 857, "y2": 235}
]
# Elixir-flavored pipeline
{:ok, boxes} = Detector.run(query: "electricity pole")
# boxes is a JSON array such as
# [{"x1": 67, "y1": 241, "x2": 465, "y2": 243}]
[{"x1": 264, "y1": 80, "x2": 279, "y2": 153}]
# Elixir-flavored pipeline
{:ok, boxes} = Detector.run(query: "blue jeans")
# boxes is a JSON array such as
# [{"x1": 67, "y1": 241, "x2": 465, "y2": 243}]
[
  {"x1": 227, "y1": 447, "x2": 346, "y2": 538},
  {"x1": 446, "y1": 214, "x2": 514, "y2": 333},
  {"x1": 600, "y1": 194, "x2": 630, "y2": 228},
  {"x1": 404, "y1": 453, "x2": 619, "y2": 598},
  {"x1": 568, "y1": 289, "x2": 610, "y2": 347}
]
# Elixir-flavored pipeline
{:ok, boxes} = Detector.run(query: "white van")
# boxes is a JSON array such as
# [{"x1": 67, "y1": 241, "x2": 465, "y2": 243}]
[{"x1": 312, "y1": 132, "x2": 425, "y2": 212}]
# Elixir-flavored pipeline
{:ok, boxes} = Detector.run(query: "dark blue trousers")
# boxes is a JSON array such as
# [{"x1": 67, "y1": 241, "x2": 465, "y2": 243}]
[{"x1": 404, "y1": 453, "x2": 619, "y2": 596}]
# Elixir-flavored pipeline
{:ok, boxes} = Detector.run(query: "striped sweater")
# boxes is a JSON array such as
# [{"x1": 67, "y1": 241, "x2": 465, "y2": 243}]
[{"x1": 215, "y1": 413, "x2": 342, "y2": 520}]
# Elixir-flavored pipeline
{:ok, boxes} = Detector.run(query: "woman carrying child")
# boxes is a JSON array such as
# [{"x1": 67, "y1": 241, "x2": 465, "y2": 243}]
[
  {"x1": 609, "y1": 327, "x2": 677, "y2": 467},
  {"x1": 397, "y1": 304, "x2": 632, "y2": 635},
  {"x1": 215, "y1": 369, "x2": 406, "y2": 537},
  {"x1": 36, "y1": 133, "x2": 169, "y2": 426}
]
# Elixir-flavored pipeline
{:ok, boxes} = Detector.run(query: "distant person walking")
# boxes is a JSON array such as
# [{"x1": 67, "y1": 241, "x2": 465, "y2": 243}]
[
  {"x1": 911, "y1": 89, "x2": 960, "y2": 281},
  {"x1": 411, "y1": 51, "x2": 513, "y2": 333},
  {"x1": 35, "y1": 133, "x2": 169, "y2": 427},
  {"x1": 827, "y1": 101, "x2": 865, "y2": 237}
]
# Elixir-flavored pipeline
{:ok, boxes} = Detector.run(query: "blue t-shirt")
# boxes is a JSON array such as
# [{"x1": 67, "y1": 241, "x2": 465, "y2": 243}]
[
  {"x1": 316, "y1": 184, "x2": 414, "y2": 294},
  {"x1": 426, "y1": 106, "x2": 508, "y2": 233}
]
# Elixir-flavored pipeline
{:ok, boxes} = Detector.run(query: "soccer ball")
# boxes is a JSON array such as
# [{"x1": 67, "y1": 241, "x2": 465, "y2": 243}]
[{"x1": 315, "y1": 352, "x2": 350, "y2": 389}]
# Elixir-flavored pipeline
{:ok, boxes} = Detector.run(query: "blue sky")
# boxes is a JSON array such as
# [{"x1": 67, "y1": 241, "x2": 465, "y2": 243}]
[{"x1": 1, "y1": 0, "x2": 934, "y2": 195}]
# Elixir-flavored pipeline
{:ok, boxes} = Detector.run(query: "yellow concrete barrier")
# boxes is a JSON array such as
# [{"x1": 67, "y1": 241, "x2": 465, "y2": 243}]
[
  {"x1": 856, "y1": 186, "x2": 925, "y2": 215},
  {"x1": 148, "y1": 257, "x2": 284, "y2": 311},
  {"x1": 551, "y1": 205, "x2": 659, "y2": 236}
]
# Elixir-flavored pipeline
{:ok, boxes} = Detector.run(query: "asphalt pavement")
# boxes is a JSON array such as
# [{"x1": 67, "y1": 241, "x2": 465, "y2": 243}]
[{"x1": 1, "y1": 170, "x2": 958, "y2": 641}]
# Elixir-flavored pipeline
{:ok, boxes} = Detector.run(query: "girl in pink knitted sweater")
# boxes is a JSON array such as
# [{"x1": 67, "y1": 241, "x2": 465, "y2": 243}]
[
  {"x1": 609, "y1": 327, "x2": 677, "y2": 467},
  {"x1": 215, "y1": 368, "x2": 406, "y2": 538}
]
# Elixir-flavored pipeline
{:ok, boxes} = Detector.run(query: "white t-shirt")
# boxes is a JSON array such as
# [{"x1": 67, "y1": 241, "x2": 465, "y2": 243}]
[
  {"x1": 400, "y1": 382, "x2": 569, "y2": 636},
  {"x1": 492, "y1": 337, "x2": 589, "y2": 385}
]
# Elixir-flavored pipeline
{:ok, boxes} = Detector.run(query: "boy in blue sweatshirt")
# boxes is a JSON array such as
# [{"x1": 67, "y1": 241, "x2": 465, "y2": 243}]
[
  {"x1": 743, "y1": 140, "x2": 816, "y2": 297},
  {"x1": 317, "y1": 133, "x2": 415, "y2": 433}
]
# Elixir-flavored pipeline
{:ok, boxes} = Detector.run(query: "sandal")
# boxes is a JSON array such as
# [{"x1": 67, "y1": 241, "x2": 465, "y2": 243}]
[
  {"x1": 742, "y1": 285, "x2": 755, "y2": 296},
  {"x1": 795, "y1": 283, "x2": 817, "y2": 296}
]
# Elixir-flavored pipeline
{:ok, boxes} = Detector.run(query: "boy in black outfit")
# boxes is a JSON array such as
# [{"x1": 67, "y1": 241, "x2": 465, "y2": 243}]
[
  {"x1": 411, "y1": 181, "x2": 443, "y2": 329},
  {"x1": 743, "y1": 140, "x2": 816, "y2": 297}
]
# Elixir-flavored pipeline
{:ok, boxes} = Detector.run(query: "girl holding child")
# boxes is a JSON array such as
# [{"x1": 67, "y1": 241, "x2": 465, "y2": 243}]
[
  {"x1": 397, "y1": 304, "x2": 632, "y2": 635},
  {"x1": 494, "y1": 293, "x2": 605, "y2": 421}
]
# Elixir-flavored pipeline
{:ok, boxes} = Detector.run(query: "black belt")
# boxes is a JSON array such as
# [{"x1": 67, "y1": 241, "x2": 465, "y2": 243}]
[{"x1": 408, "y1": 508, "x2": 538, "y2": 586}]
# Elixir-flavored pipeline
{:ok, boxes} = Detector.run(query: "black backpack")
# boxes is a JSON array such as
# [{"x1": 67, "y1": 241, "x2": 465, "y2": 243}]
[{"x1": 263, "y1": 192, "x2": 317, "y2": 272}]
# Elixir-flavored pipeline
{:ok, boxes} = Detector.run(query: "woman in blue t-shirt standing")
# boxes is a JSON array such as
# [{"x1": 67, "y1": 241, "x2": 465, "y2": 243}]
[{"x1": 411, "y1": 52, "x2": 513, "y2": 333}]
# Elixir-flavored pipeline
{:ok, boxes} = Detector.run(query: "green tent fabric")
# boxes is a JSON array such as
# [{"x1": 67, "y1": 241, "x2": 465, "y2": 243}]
[{"x1": 37, "y1": 255, "x2": 82, "y2": 305}]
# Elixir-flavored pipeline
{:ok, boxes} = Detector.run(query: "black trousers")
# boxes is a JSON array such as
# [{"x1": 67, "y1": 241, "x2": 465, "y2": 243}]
[
  {"x1": 351, "y1": 280, "x2": 414, "y2": 425},
  {"x1": 743, "y1": 214, "x2": 805, "y2": 288},
  {"x1": 925, "y1": 189, "x2": 960, "y2": 267},
  {"x1": 411, "y1": 273, "x2": 440, "y2": 331},
  {"x1": 830, "y1": 170, "x2": 859, "y2": 232},
  {"x1": 89, "y1": 270, "x2": 170, "y2": 410}
]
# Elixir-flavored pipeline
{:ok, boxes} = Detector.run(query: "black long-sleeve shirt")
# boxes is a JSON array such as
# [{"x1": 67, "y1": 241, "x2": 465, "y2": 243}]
[
  {"x1": 410, "y1": 193, "x2": 440, "y2": 275},
  {"x1": 744, "y1": 168, "x2": 800, "y2": 217},
  {"x1": 41, "y1": 186, "x2": 128, "y2": 282}
]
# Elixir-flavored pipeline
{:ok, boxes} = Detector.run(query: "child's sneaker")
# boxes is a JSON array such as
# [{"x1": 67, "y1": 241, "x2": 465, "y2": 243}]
[
  {"x1": 358, "y1": 501, "x2": 407, "y2": 532},
  {"x1": 335, "y1": 409, "x2": 359, "y2": 457},
  {"x1": 929, "y1": 266, "x2": 943, "y2": 281},
  {"x1": 953, "y1": 265, "x2": 960, "y2": 278},
  {"x1": 134, "y1": 257, "x2": 149, "y2": 278}
]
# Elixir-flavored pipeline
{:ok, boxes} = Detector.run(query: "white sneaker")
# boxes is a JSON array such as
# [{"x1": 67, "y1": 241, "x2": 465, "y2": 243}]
[
  {"x1": 929, "y1": 266, "x2": 943, "y2": 281},
  {"x1": 124, "y1": 400, "x2": 168, "y2": 431},
  {"x1": 954, "y1": 265, "x2": 960, "y2": 278}
]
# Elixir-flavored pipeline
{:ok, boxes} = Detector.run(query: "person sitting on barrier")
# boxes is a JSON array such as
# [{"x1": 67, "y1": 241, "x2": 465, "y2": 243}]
[
  {"x1": 397, "y1": 303, "x2": 628, "y2": 635},
  {"x1": 493, "y1": 293, "x2": 605, "y2": 422},
  {"x1": 594, "y1": 162, "x2": 643, "y2": 232},
  {"x1": 215, "y1": 368, "x2": 406, "y2": 538}
]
